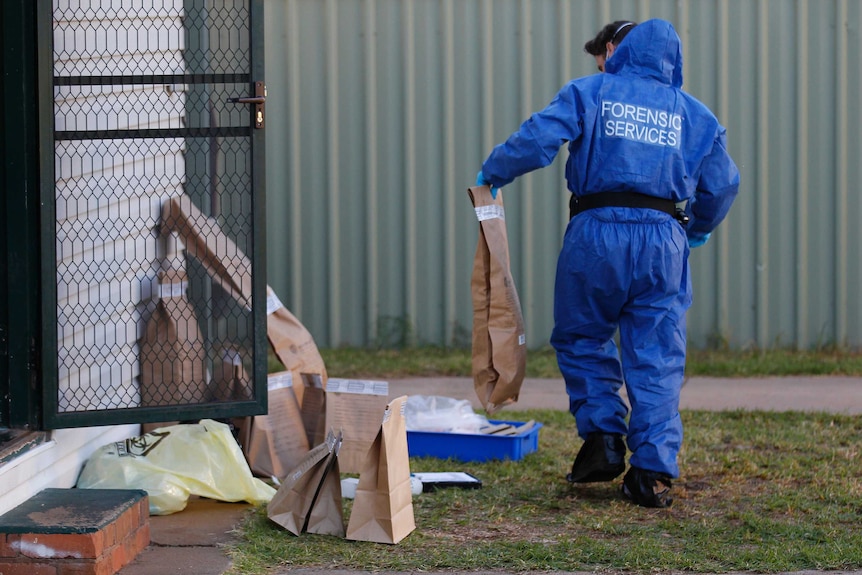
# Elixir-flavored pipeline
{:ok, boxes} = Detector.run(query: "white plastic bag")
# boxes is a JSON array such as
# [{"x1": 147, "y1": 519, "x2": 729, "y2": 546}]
[
  {"x1": 76, "y1": 419, "x2": 276, "y2": 515},
  {"x1": 404, "y1": 395, "x2": 490, "y2": 434}
]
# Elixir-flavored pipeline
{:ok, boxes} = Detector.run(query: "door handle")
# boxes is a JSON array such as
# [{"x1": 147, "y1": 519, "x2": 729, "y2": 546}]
[{"x1": 228, "y1": 81, "x2": 266, "y2": 129}]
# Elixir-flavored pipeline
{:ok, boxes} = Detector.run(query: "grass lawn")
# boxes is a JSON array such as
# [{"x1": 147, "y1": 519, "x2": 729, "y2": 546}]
[
  {"x1": 237, "y1": 347, "x2": 862, "y2": 574},
  {"x1": 308, "y1": 346, "x2": 862, "y2": 379}
]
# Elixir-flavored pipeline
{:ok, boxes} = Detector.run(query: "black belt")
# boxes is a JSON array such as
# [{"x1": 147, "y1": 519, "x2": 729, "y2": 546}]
[{"x1": 569, "y1": 191, "x2": 687, "y2": 225}]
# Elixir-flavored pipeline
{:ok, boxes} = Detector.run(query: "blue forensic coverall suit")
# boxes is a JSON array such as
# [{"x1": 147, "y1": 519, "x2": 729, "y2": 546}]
[{"x1": 479, "y1": 19, "x2": 739, "y2": 478}]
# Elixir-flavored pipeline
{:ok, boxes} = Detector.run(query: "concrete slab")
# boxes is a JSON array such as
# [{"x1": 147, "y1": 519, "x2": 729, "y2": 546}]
[
  {"x1": 680, "y1": 375, "x2": 862, "y2": 414},
  {"x1": 117, "y1": 497, "x2": 252, "y2": 575},
  {"x1": 387, "y1": 375, "x2": 862, "y2": 414},
  {"x1": 147, "y1": 497, "x2": 252, "y2": 547},
  {"x1": 118, "y1": 545, "x2": 232, "y2": 575}
]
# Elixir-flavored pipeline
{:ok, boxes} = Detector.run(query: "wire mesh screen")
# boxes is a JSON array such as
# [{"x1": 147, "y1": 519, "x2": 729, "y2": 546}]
[{"x1": 51, "y1": 0, "x2": 256, "y2": 416}]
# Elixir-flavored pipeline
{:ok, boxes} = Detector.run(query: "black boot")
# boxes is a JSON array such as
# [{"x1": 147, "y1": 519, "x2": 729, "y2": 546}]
[
  {"x1": 566, "y1": 432, "x2": 626, "y2": 483},
  {"x1": 621, "y1": 466, "x2": 674, "y2": 508}
]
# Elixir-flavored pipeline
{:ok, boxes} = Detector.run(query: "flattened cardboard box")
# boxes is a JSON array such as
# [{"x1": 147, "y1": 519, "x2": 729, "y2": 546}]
[
  {"x1": 324, "y1": 378, "x2": 390, "y2": 474},
  {"x1": 467, "y1": 185, "x2": 527, "y2": 414}
]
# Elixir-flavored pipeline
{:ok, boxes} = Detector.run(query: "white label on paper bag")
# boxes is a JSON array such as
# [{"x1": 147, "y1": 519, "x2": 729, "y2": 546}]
[
  {"x1": 286, "y1": 433, "x2": 335, "y2": 483},
  {"x1": 158, "y1": 281, "x2": 187, "y2": 299},
  {"x1": 381, "y1": 401, "x2": 405, "y2": 423},
  {"x1": 266, "y1": 290, "x2": 283, "y2": 315},
  {"x1": 474, "y1": 205, "x2": 505, "y2": 221},
  {"x1": 518, "y1": 333, "x2": 526, "y2": 346},
  {"x1": 327, "y1": 378, "x2": 389, "y2": 396},
  {"x1": 267, "y1": 371, "x2": 294, "y2": 390}
]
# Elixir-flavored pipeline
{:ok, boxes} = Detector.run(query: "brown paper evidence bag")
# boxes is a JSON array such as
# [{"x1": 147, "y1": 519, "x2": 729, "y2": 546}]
[
  {"x1": 266, "y1": 429, "x2": 346, "y2": 537},
  {"x1": 154, "y1": 193, "x2": 419, "y2": 546},
  {"x1": 151, "y1": 194, "x2": 329, "y2": 474},
  {"x1": 345, "y1": 394, "x2": 415, "y2": 544},
  {"x1": 158, "y1": 193, "x2": 328, "y2": 390},
  {"x1": 233, "y1": 371, "x2": 326, "y2": 481},
  {"x1": 267, "y1": 395, "x2": 415, "y2": 544},
  {"x1": 467, "y1": 185, "x2": 527, "y2": 415},
  {"x1": 155, "y1": 194, "x2": 403, "y2": 517}
]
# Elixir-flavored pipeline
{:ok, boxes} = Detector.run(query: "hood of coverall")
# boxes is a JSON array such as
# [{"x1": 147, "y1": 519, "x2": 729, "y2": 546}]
[{"x1": 604, "y1": 18, "x2": 683, "y2": 88}]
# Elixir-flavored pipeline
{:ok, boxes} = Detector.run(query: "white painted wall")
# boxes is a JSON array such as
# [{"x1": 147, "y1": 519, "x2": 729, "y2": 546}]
[
  {"x1": 53, "y1": 0, "x2": 188, "y2": 413},
  {"x1": 0, "y1": 425, "x2": 140, "y2": 516}
]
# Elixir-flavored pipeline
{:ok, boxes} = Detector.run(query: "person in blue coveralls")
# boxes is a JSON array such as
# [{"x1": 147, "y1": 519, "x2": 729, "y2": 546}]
[{"x1": 476, "y1": 18, "x2": 739, "y2": 507}]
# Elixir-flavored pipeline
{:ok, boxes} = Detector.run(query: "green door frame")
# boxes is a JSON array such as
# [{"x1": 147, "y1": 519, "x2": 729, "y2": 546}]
[{"x1": 1, "y1": 0, "x2": 43, "y2": 431}]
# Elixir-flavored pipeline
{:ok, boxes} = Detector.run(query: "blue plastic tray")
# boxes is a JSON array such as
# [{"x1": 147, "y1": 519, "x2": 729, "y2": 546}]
[{"x1": 406, "y1": 420, "x2": 543, "y2": 462}]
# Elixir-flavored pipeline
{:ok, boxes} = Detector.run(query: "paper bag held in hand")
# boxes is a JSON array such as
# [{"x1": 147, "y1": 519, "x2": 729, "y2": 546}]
[{"x1": 467, "y1": 185, "x2": 527, "y2": 414}]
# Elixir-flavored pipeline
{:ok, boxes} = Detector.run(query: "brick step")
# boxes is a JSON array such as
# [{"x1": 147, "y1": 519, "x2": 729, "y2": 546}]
[{"x1": 0, "y1": 488, "x2": 149, "y2": 575}]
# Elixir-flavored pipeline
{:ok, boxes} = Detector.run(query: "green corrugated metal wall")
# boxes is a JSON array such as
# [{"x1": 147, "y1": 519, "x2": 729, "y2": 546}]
[{"x1": 264, "y1": 0, "x2": 861, "y2": 350}]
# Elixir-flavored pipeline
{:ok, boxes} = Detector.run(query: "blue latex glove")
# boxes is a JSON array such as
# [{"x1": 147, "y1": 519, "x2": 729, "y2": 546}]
[
  {"x1": 687, "y1": 232, "x2": 711, "y2": 248},
  {"x1": 475, "y1": 170, "x2": 499, "y2": 199}
]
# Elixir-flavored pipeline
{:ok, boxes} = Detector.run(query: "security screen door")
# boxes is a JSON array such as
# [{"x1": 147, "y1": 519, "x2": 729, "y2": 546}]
[{"x1": 43, "y1": 0, "x2": 267, "y2": 428}]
